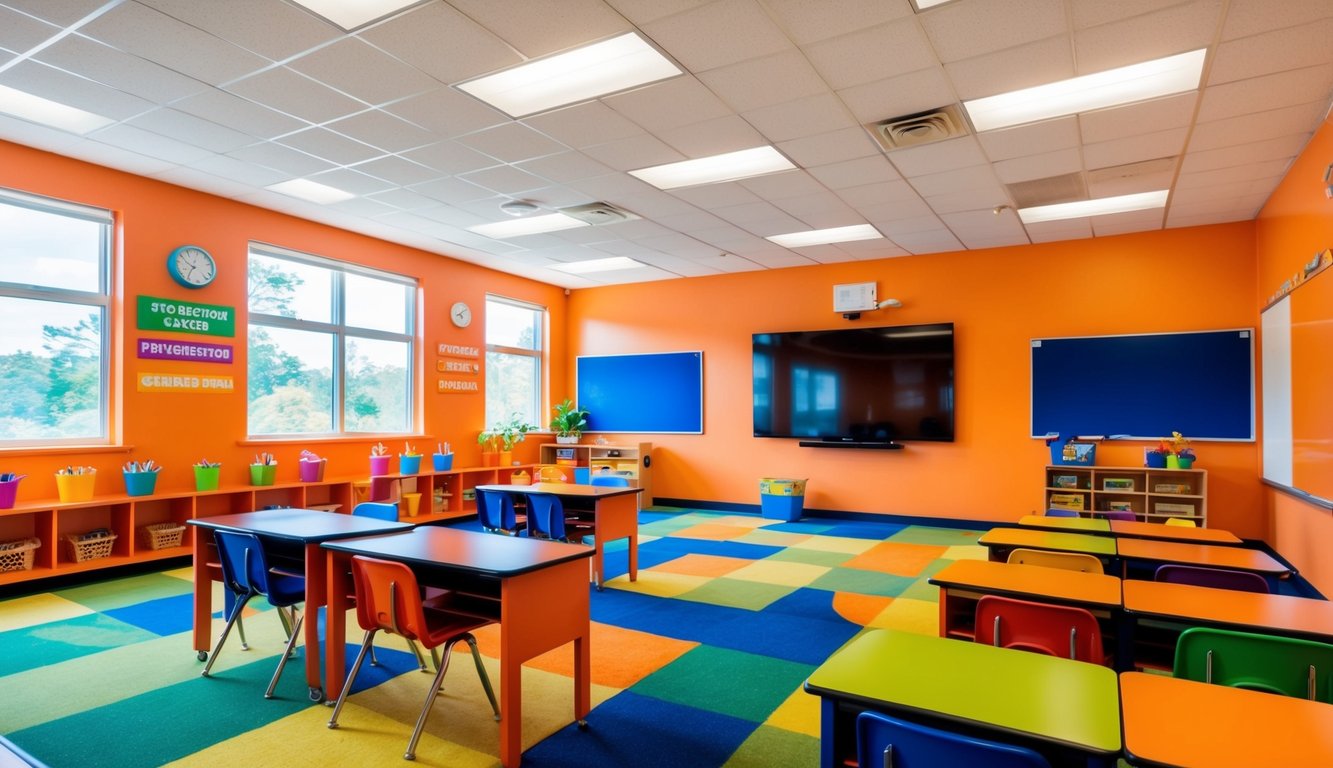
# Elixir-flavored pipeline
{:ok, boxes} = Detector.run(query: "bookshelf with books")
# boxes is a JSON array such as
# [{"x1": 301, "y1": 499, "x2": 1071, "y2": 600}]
[
  {"x1": 537, "y1": 441, "x2": 652, "y2": 505},
  {"x1": 1043, "y1": 465, "x2": 1208, "y2": 525}
]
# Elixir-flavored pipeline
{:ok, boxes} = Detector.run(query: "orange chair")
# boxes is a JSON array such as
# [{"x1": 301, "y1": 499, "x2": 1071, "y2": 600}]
[
  {"x1": 1006, "y1": 547, "x2": 1104, "y2": 575},
  {"x1": 328, "y1": 555, "x2": 499, "y2": 760},
  {"x1": 975, "y1": 595, "x2": 1105, "y2": 664}
]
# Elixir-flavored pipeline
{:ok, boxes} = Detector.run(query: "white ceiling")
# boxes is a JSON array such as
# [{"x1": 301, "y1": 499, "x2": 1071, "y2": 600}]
[{"x1": 1, "y1": 0, "x2": 1330, "y2": 288}]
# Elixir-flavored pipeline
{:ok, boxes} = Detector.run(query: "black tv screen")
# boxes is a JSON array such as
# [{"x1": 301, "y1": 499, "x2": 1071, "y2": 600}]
[{"x1": 753, "y1": 323, "x2": 955, "y2": 443}]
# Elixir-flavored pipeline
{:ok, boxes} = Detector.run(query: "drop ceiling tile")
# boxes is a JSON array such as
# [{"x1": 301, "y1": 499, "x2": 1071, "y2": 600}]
[
  {"x1": 790, "y1": 243, "x2": 856, "y2": 263},
  {"x1": 1073, "y1": 0, "x2": 1221, "y2": 74},
  {"x1": 762, "y1": 0, "x2": 912, "y2": 46},
  {"x1": 0, "y1": 0, "x2": 104, "y2": 27},
  {"x1": 444, "y1": 0, "x2": 631, "y2": 58},
  {"x1": 1189, "y1": 101, "x2": 1325, "y2": 151},
  {"x1": 685, "y1": 253, "x2": 763, "y2": 273},
  {"x1": 409, "y1": 176, "x2": 497, "y2": 205},
  {"x1": 512, "y1": 185, "x2": 592, "y2": 209},
  {"x1": 523, "y1": 102, "x2": 645, "y2": 149},
  {"x1": 366, "y1": 188, "x2": 439, "y2": 211},
  {"x1": 837, "y1": 179, "x2": 927, "y2": 208},
  {"x1": 0, "y1": 113, "x2": 82, "y2": 155},
  {"x1": 79, "y1": 2, "x2": 269, "y2": 85},
  {"x1": 604, "y1": 77, "x2": 732, "y2": 134},
  {"x1": 632, "y1": 233, "x2": 721, "y2": 259},
  {"x1": 945, "y1": 35, "x2": 1074, "y2": 101},
  {"x1": 1090, "y1": 208, "x2": 1165, "y2": 236},
  {"x1": 955, "y1": 230, "x2": 1033, "y2": 250},
  {"x1": 1208, "y1": 19, "x2": 1333, "y2": 86},
  {"x1": 926, "y1": 184, "x2": 1009, "y2": 214},
  {"x1": 566, "y1": 172, "x2": 661, "y2": 200},
  {"x1": 326, "y1": 196, "x2": 399, "y2": 219},
  {"x1": 1181, "y1": 134, "x2": 1309, "y2": 173},
  {"x1": 515, "y1": 151, "x2": 615, "y2": 184},
  {"x1": 127, "y1": 107, "x2": 255, "y2": 153},
  {"x1": 171, "y1": 89, "x2": 308, "y2": 139},
  {"x1": 1196, "y1": 64, "x2": 1333, "y2": 123},
  {"x1": 1166, "y1": 208, "x2": 1255, "y2": 229},
  {"x1": 0, "y1": 60, "x2": 154, "y2": 120},
  {"x1": 1221, "y1": 0, "x2": 1333, "y2": 40},
  {"x1": 276, "y1": 127, "x2": 383, "y2": 165},
  {"x1": 289, "y1": 38, "x2": 438, "y2": 107},
  {"x1": 1087, "y1": 168, "x2": 1174, "y2": 198},
  {"x1": 306, "y1": 167, "x2": 397, "y2": 196},
  {"x1": 604, "y1": 0, "x2": 711, "y2": 26},
  {"x1": 656, "y1": 115, "x2": 767, "y2": 157},
  {"x1": 833, "y1": 238, "x2": 910, "y2": 259},
  {"x1": 776, "y1": 127, "x2": 881, "y2": 167},
  {"x1": 324, "y1": 110, "x2": 437, "y2": 154},
  {"x1": 910, "y1": 165, "x2": 1002, "y2": 196},
  {"x1": 227, "y1": 141, "x2": 335, "y2": 177},
  {"x1": 870, "y1": 212, "x2": 946, "y2": 236},
  {"x1": 804, "y1": 18, "x2": 935, "y2": 90},
  {"x1": 456, "y1": 123, "x2": 568, "y2": 164},
  {"x1": 595, "y1": 219, "x2": 674, "y2": 240},
  {"x1": 582, "y1": 134, "x2": 686, "y2": 171},
  {"x1": 835, "y1": 66, "x2": 955, "y2": 124},
  {"x1": 456, "y1": 164, "x2": 549, "y2": 196},
  {"x1": 774, "y1": 197, "x2": 862, "y2": 230},
  {"x1": 1077, "y1": 93, "x2": 1197, "y2": 144},
  {"x1": 738, "y1": 169, "x2": 826, "y2": 200},
  {"x1": 654, "y1": 210, "x2": 729, "y2": 231},
  {"x1": 888, "y1": 137, "x2": 988, "y2": 177},
  {"x1": 0, "y1": 6, "x2": 58, "y2": 53},
  {"x1": 360, "y1": 2, "x2": 520, "y2": 84},
  {"x1": 137, "y1": 0, "x2": 340, "y2": 61},
  {"x1": 667, "y1": 182, "x2": 763, "y2": 209},
  {"x1": 60, "y1": 138, "x2": 179, "y2": 176},
  {"x1": 992, "y1": 148, "x2": 1082, "y2": 184},
  {"x1": 709, "y1": 200, "x2": 805, "y2": 232},
  {"x1": 226, "y1": 67, "x2": 367, "y2": 124},
  {"x1": 414, "y1": 204, "x2": 491, "y2": 229},
  {"x1": 152, "y1": 165, "x2": 255, "y2": 198},
  {"x1": 608, "y1": 188, "x2": 699, "y2": 216},
  {"x1": 740, "y1": 249, "x2": 819, "y2": 268},
  {"x1": 807, "y1": 155, "x2": 902, "y2": 190},
  {"x1": 38, "y1": 35, "x2": 208, "y2": 104},
  {"x1": 1083, "y1": 127, "x2": 1188, "y2": 169},
  {"x1": 187, "y1": 153, "x2": 287, "y2": 186},
  {"x1": 919, "y1": 0, "x2": 1068, "y2": 63},
  {"x1": 742, "y1": 92, "x2": 857, "y2": 143},
  {"x1": 887, "y1": 229, "x2": 964, "y2": 254},
  {"x1": 1174, "y1": 158, "x2": 1294, "y2": 188},
  {"x1": 89, "y1": 123, "x2": 213, "y2": 165},
  {"x1": 696, "y1": 49, "x2": 829, "y2": 114},
  {"x1": 387, "y1": 88, "x2": 508, "y2": 138},
  {"x1": 976, "y1": 117, "x2": 1080, "y2": 162},
  {"x1": 354, "y1": 155, "x2": 445, "y2": 186},
  {"x1": 856, "y1": 196, "x2": 937, "y2": 224},
  {"x1": 691, "y1": 224, "x2": 769, "y2": 248},
  {"x1": 1170, "y1": 178, "x2": 1272, "y2": 204},
  {"x1": 1070, "y1": 0, "x2": 1198, "y2": 29},
  {"x1": 1025, "y1": 217, "x2": 1093, "y2": 242},
  {"x1": 641, "y1": 0, "x2": 793, "y2": 72}
]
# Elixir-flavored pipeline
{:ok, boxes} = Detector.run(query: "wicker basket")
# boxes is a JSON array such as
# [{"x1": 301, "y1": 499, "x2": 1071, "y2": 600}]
[
  {"x1": 138, "y1": 523, "x2": 186, "y2": 551},
  {"x1": 63, "y1": 531, "x2": 117, "y2": 563},
  {"x1": 0, "y1": 538, "x2": 40, "y2": 572}
]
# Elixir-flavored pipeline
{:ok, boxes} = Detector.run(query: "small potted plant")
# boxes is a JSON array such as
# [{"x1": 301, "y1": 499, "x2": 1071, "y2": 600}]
[
  {"x1": 1144, "y1": 441, "x2": 1170, "y2": 469},
  {"x1": 550, "y1": 399, "x2": 589, "y2": 445},
  {"x1": 1167, "y1": 431, "x2": 1194, "y2": 469},
  {"x1": 479, "y1": 413, "x2": 534, "y2": 466}
]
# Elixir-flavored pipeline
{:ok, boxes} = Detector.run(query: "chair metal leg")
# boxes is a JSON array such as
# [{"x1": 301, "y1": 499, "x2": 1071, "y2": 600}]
[
  {"x1": 236, "y1": 613, "x2": 248, "y2": 651},
  {"x1": 407, "y1": 639, "x2": 430, "y2": 672},
  {"x1": 265, "y1": 608, "x2": 303, "y2": 699},
  {"x1": 405, "y1": 641, "x2": 456, "y2": 761},
  {"x1": 369, "y1": 642, "x2": 380, "y2": 667},
  {"x1": 275, "y1": 604, "x2": 293, "y2": 641},
  {"x1": 464, "y1": 634, "x2": 500, "y2": 720},
  {"x1": 202, "y1": 593, "x2": 252, "y2": 677},
  {"x1": 328, "y1": 630, "x2": 378, "y2": 729}
]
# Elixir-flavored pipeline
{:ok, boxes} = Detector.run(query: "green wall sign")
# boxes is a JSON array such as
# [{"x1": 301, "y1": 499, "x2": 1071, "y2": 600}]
[{"x1": 137, "y1": 296, "x2": 235, "y2": 337}]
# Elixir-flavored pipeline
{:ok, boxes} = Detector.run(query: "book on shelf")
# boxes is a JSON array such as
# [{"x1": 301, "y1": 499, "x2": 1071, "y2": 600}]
[
  {"x1": 1154, "y1": 502, "x2": 1195, "y2": 516},
  {"x1": 1102, "y1": 478, "x2": 1135, "y2": 490},
  {"x1": 1053, "y1": 474, "x2": 1080, "y2": 489},
  {"x1": 1107, "y1": 501, "x2": 1134, "y2": 512},
  {"x1": 1049, "y1": 493, "x2": 1086, "y2": 511},
  {"x1": 1153, "y1": 482, "x2": 1189, "y2": 494}
]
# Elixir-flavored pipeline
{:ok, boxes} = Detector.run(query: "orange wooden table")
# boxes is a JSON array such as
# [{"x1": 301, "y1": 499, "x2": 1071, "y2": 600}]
[
  {"x1": 1017, "y1": 514, "x2": 1112, "y2": 534},
  {"x1": 929, "y1": 559, "x2": 1121, "y2": 641},
  {"x1": 1124, "y1": 580, "x2": 1333, "y2": 639},
  {"x1": 1121, "y1": 672, "x2": 1333, "y2": 767},
  {"x1": 1109, "y1": 520, "x2": 1242, "y2": 545},
  {"x1": 1117, "y1": 538, "x2": 1289, "y2": 577},
  {"x1": 323, "y1": 527, "x2": 593, "y2": 768}
]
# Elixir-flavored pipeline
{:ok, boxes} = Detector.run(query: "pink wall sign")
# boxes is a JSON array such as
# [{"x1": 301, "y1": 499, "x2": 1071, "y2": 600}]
[{"x1": 137, "y1": 337, "x2": 233, "y2": 364}]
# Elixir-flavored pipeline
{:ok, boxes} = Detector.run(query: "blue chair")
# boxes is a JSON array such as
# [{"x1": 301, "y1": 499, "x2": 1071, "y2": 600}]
[
  {"x1": 202, "y1": 530, "x2": 306, "y2": 699},
  {"x1": 1043, "y1": 508, "x2": 1078, "y2": 518},
  {"x1": 856, "y1": 711, "x2": 1051, "y2": 767},
  {"x1": 1155, "y1": 563, "x2": 1269, "y2": 594},
  {"x1": 475, "y1": 488, "x2": 523, "y2": 535},
  {"x1": 527, "y1": 494, "x2": 594, "y2": 543},
  {"x1": 590, "y1": 475, "x2": 630, "y2": 488}
]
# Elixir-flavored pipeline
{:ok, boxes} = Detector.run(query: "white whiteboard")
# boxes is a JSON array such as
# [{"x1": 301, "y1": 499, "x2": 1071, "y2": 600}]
[{"x1": 1260, "y1": 296, "x2": 1292, "y2": 486}]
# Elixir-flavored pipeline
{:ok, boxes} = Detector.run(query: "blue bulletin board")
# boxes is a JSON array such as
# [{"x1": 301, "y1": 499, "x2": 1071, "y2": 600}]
[
  {"x1": 576, "y1": 351, "x2": 703, "y2": 434},
  {"x1": 1030, "y1": 329, "x2": 1254, "y2": 440}
]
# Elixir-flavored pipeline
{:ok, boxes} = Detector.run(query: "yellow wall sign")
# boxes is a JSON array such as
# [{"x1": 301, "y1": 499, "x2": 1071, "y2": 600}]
[
  {"x1": 138, "y1": 372, "x2": 235, "y2": 393},
  {"x1": 437, "y1": 359, "x2": 480, "y2": 374},
  {"x1": 438, "y1": 379, "x2": 479, "y2": 393}
]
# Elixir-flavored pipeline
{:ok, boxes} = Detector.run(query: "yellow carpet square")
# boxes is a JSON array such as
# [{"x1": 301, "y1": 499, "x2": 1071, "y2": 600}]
[
  {"x1": 0, "y1": 593, "x2": 91, "y2": 632},
  {"x1": 725, "y1": 559, "x2": 829, "y2": 587},
  {"x1": 867, "y1": 597, "x2": 939, "y2": 636},
  {"x1": 734, "y1": 529, "x2": 812, "y2": 547},
  {"x1": 669, "y1": 523, "x2": 751, "y2": 541},
  {"x1": 710, "y1": 515, "x2": 774, "y2": 529},
  {"x1": 842, "y1": 541, "x2": 949, "y2": 577},
  {"x1": 652, "y1": 553, "x2": 752, "y2": 578},
  {"x1": 789, "y1": 535, "x2": 877, "y2": 555},
  {"x1": 765, "y1": 685, "x2": 821, "y2": 737},
  {"x1": 604, "y1": 569, "x2": 709, "y2": 597},
  {"x1": 943, "y1": 544, "x2": 988, "y2": 560}
]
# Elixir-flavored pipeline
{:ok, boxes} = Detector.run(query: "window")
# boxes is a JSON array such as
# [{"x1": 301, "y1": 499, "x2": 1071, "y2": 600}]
[
  {"x1": 0, "y1": 188, "x2": 111, "y2": 445},
  {"x1": 484, "y1": 296, "x2": 543, "y2": 428},
  {"x1": 247, "y1": 245, "x2": 415, "y2": 437}
]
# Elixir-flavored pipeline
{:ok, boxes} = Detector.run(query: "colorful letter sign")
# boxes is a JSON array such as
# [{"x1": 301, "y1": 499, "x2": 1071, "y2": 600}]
[{"x1": 137, "y1": 296, "x2": 235, "y2": 337}]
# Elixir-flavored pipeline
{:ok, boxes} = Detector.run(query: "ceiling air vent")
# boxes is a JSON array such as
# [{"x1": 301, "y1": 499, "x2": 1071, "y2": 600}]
[
  {"x1": 867, "y1": 105, "x2": 969, "y2": 150},
  {"x1": 558, "y1": 202, "x2": 639, "y2": 226}
]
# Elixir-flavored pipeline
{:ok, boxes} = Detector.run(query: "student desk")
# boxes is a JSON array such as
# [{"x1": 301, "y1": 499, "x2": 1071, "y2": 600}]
[
  {"x1": 1108, "y1": 520, "x2": 1242, "y2": 545},
  {"x1": 929, "y1": 559, "x2": 1121, "y2": 642},
  {"x1": 978, "y1": 528, "x2": 1117, "y2": 565},
  {"x1": 323, "y1": 526, "x2": 593, "y2": 768},
  {"x1": 1120, "y1": 672, "x2": 1333, "y2": 767},
  {"x1": 186, "y1": 508, "x2": 413, "y2": 701},
  {"x1": 1017, "y1": 515, "x2": 1112, "y2": 534},
  {"x1": 476, "y1": 482, "x2": 643, "y2": 588},
  {"x1": 1116, "y1": 538, "x2": 1290, "y2": 588},
  {"x1": 804, "y1": 629, "x2": 1122, "y2": 768}
]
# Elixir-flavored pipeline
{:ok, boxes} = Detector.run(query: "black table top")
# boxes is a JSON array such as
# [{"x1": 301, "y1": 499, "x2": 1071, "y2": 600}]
[
  {"x1": 186, "y1": 508, "x2": 412, "y2": 542},
  {"x1": 323, "y1": 525, "x2": 592, "y2": 578}
]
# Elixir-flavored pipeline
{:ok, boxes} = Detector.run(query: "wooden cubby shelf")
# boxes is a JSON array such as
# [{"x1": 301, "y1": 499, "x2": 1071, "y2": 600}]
[
  {"x1": 537, "y1": 442, "x2": 653, "y2": 506},
  {"x1": 1043, "y1": 465, "x2": 1208, "y2": 526}
]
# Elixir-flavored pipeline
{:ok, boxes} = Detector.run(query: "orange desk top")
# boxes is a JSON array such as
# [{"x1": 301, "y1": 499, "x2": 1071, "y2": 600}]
[
  {"x1": 1109, "y1": 520, "x2": 1242, "y2": 545},
  {"x1": 1117, "y1": 538, "x2": 1289, "y2": 575},
  {"x1": 1123, "y1": 580, "x2": 1333, "y2": 640},
  {"x1": 1121, "y1": 672, "x2": 1333, "y2": 768},
  {"x1": 930, "y1": 559, "x2": 1122, "y2": 607}
]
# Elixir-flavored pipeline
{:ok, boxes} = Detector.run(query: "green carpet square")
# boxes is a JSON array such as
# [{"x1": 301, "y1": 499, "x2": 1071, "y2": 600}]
[
  {"x1": 898, "y1": 577, "x2": 941, "y2": 602},
  {"x1": 722, "y1": 723, "x2": 821, "y2": 767},
  {"x1": 677, "y1": 577, "x2": 794, "y2": 611},
  {"x1": 632, "y1": 645, "x2": 814, "y2": 723},
  {"x1": 765, "y1": 548, "x2": 854, "y2": 568},
  {"x1": 887, "y1": 526, "x2": 984, "y2": 547},
  {"x1": 0, "y1": 613, "x2": 162, "y2": 678},
  {"x1": 808, "y1": 567, "x2": 916, "y2": 597},
  {"x1": 55, "y1": 573, "x2": 192, "y2": 612}
]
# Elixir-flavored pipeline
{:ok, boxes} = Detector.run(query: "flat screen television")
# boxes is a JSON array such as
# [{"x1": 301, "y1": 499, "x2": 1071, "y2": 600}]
[{"x1": 753, "y1": 322, "x2": 955, "y2": 444}]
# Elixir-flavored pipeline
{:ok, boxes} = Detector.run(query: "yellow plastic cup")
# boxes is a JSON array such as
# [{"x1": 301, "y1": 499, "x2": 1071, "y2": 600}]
[{"x1": 401, "y1": 492, "x2": 422, "y2": 518}]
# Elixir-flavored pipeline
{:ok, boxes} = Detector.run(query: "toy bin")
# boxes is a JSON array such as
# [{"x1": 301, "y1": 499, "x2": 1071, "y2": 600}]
[
  {"x1": 123, "y1": 471, "x2": 158, "y2": 497},
  {"x1": 399, "y1": 455, "x2": 422, "y2": 475},
  {"x1": 56, "y1": 472, "x2": 96, "y2": 503},
  {"x1": 369, "y1": 455, "x2": 391, "y2": 476},
  {"x1": 63, "y1": 530, "x2": 117, "y2": 563},
  {"x1": 249, "y1": 464, "x2": 277, "y2": 486},
  {"x1": 759, "y1": 477, "x2": 807, "y2": 522},
  {"x1": 1050, "y1": 441, "x2": 1096, "y2": 466},
  {"x1": 432, "y1": 453, "x2": 454, "y2": 471},
  {"x1": 194, "y1": 466, "x2": 220, "y2": 492},
  {"x1": 299, "y1": 458, "x2": 326, "y2": 482},
  {"x1": 138, "y1": 522, "x2": 186, "y2": 550},
  {"x1": 0, "y1": 538, "x2": 40, "y2": 572},
  {"x1": 0, "y1": 475, "x2": 22, "y2": 510}
]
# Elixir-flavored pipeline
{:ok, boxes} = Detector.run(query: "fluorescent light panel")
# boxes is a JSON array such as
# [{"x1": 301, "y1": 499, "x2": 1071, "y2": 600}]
[
  {"x1": 629, "y1": 146, "x2": 796, "y2": 190},
  {"x1": 964, "y1": 49, "x2": 1207, "y2": 132},
  {"x1": 767, "y1": 224, "x2": 883, "y2": 248},
  {"x1": 1018, "y1": 190, "x2": 1169, "y2": 223},
  {"x1": 469, "y1": 214, "x2": 589, "y2": 239},
  {"x1": 266, "y1": 178, "x2": 356, "y2": 204},
  {"x1": 458, "y1": 32, "x2": 681, "y2": 118},
  {"x1": 287, "y1": 0, "x2": 428, "y2": 31},
  {"x1": 549, "y1": 257, "x2": 645, "y2": 274},
  {"x1": 0, "y1": 85, "x2": 113, "y2": 134}
]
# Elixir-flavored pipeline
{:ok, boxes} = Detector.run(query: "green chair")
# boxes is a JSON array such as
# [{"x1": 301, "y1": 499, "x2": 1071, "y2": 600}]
[{"x1": 1173, "y1": 627, "x2": 1333, "y2": 702}]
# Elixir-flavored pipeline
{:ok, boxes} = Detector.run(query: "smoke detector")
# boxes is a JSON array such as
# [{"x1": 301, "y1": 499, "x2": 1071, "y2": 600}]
[
  {"x1": 499, "y1": 200, "x2": 541, "y2": 216},
  {"x1": 867, "y1": 105, "x2": 969, "y2": 151},
  {"x1": 557, "y1": 202, "x2": 639, "y2": 225}
]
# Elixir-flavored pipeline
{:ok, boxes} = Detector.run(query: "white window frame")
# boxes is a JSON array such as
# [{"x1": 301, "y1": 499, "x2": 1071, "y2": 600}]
[{"x1": 484, "y1": 295, "x2": 545, "y2": 428}]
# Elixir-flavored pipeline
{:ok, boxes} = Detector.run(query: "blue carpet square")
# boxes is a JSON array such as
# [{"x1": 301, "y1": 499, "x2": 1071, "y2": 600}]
[
  {"x1": 640, "y1": 536, "x2": 782, "y2": 561},
  {"x1": 817, "y1": 521, "x2": 906, "y2": 540},
  {"x1": 105, "y1": 593, "x2": 194, "y2": 636}
]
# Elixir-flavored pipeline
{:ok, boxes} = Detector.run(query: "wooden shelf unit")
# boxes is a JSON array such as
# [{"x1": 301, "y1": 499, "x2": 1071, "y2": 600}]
[
  {"x1": 0, "y1": 464, "x2": 533, "y2": 586},
  {"x1": 538, "y1": 442, "x2": 652, "y2": 506},
  {"x1": 1043, "y1": 465, "x2": 1208, "y2": 526}
]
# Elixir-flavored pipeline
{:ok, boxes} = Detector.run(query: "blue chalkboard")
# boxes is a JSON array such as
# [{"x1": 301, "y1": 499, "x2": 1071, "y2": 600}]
[
  {"x1": 577, "y1": 352, "x2": 703, "y2": 434},
  {"x1": 1031, "y1": 330, "x2": 1253, "y2": 440}
]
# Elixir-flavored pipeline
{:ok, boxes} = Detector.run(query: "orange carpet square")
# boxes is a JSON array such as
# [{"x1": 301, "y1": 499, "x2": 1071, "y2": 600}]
[
  {"x1": 669, "y1": 523, "x2": 750, "y2": 541},
  {"x1": 652, "y1": 553, "x2": 752, "y2": 578},
  {"x1": 841, "y1": 541, "x2": 949, "y2": 577},
  {"x1": 831, "y1": 592, "x2": 895, "y2": 626},
  {"x1": 472, "y1": 621, "x2": 696, "y2": 689}
]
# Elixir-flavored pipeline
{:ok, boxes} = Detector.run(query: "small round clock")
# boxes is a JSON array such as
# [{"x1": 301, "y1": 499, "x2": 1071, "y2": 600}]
[
  {"x1": 450, "y1": 301, "x2": 472, "y2": 328},
  {"x1": 167, "y1": 245, "x2": 216, "y2": 289}
]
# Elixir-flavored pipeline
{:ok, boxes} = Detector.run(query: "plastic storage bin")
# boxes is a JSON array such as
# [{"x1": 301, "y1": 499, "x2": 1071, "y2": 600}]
[{"x1": 760, "y1": 477, "x2": 807, "y2": 521}]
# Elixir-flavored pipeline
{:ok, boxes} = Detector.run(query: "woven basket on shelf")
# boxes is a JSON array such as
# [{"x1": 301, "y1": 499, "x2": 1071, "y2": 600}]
[
  {"x1": 63, "y1": 531, "x2": 117, "y2": 563},
  {"x1": 0, "y1": 538, "x2": 40, "y2": 572},
  {"x1": 138, "y1": 523, "x2": 186, "y2": 551}
]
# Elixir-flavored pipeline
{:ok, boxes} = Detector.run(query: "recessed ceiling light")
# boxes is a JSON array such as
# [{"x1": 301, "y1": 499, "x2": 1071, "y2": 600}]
[
  {"x1": 911, "y1": 0, "x2": 956, "y2": 9},
  {"x1": 629, "y1": 146, "x2": 796, "y2": 190},
  {"x1": 468, "y1": 213, "x2": 590, "y2": 239},
  {"x1": 266, "y1": 178, "x2": 356, "y2": 204},
  {"x1": 1017, "y1": 190, "x2": 1170, "y2": 223},
  {"x1": 963, "y1": 49, "x2": 1207, "y2": 132},
  {"x1": 457, "y1": 32, "x2": 682, "y2": 118},
  {"x1": 549, "y1": 257, "x2": 645, "y2": 274},
  {"x1": 766, "y1": 224, "x2": 883, "y2": 248},
  {"x1": 0, "y1": 84, "x2": 113, "y2": 134},
  {"x1": 287, "y1": 0, "x2": 430, "y2": 32}
]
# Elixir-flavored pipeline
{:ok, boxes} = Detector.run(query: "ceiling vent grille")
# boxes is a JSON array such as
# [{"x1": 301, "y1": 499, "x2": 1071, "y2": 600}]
[
  {"x1": 1005, "y1": 172, "x2": 1088, "y2": 209},
  {"x1": 558, "y1": 202, "x2": 639, "y2": 225},
  {"x1": 867, "y1": 105, "x2": 969, "y2": 150}
]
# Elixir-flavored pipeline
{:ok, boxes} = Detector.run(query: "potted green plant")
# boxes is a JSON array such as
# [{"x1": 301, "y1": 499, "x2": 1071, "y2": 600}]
[
  {"x1": 550, "y1": 399, "x2": 589, "y2": 445},
  {"x1": 479, "y1": 413, "x2": 534, "y2": 466}
]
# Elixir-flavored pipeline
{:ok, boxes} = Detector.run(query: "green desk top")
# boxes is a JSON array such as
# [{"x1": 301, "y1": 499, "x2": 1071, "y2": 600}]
[
  {"x1": 805, "y1": 629, "x2": 1122, "y2": 754},
  {"x1": 1017, "y1": 515, "x2": 1112, "y2": 533},
  {"x1": 979, "y1": 527, "x2": 1118, "y2": 556}
]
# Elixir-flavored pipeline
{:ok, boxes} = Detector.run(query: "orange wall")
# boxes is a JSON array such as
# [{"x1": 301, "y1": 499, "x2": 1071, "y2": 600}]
[
  {"x1": 569, "y1": 224, "x2": 1266, "y2": 538},
  {"x1": 1255, "y1": 111, "x2": 1333, "y2": 595},
  {"x1": 0, "y1": 140, "x2": 567, "y2": 498}
]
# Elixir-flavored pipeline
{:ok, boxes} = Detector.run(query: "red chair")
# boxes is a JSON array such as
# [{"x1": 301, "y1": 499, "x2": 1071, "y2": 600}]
[
  {"x1": 327, "y1": 555, "x2": 500, "y2": 760},
  {"x1": 975, "y1": 595, "x2": 1105, "y2": 664}
]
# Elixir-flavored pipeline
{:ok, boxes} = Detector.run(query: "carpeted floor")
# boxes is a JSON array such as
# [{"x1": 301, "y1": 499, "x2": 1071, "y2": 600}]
[{"x1": 0, "y1": 508, "x2": 988, "y2": 767}]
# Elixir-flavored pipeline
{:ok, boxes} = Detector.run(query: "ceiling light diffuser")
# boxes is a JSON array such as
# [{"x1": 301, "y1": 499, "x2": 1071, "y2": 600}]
[
  {"x1": 549, "y1": 257, "x2": 645, "y2": 274},
  {"x1": 468, "y1": 213, "x2": 589, "y2": 239},
  {"x1": 458, "y1": 32, "x2": 681, "y2": 118},
  {"x1": 0, "y1": 84, "x2": 113, "y2": 134},
  {"x1": 963, "y1": 49, "x2": 1207, "y2": 132},
  {"x1": 629, "y1": 146, "x2": 796, "y2": 190},
  {"x1": 287, "y1": 0, "x2": 429, "y2": 32},
  {"x1": 766, "y1": 224, "x2": 883, "y2": 248},
  {"x1": 1017, "y1": 190, "x2": 1169, "y2": 223},
  {"x1": 265, "y1": 178, "x2": 356, "y2": 204}
]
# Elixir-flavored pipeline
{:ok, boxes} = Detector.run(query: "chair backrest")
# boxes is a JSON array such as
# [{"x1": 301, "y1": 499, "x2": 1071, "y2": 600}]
[
  {"x1": 1006, "y1": 548, "x2": 1104, "y2": 575},
  {"x1": 352, "y1": 501, "x2": 400, "y2": 522},
  {"x1": 590, "y1": 475, "x2": 630, "y2": 487},
  {"x1": 1155, "y1": 563, "x2": 1268, "y2": 593},
  {"x1": 475, "y1": 489, "x2": 516, "y2": 531},
  {"x1": 526, "y1": 494, "x2": 566, "y2": 540},
  {"x1": 1164, "y1": 517, "x2": 1197, "y2": 528},
  {"x1": 1174, "y1": 627, "x2": 1333, "y2": 703},
  {"x1": 350, "y1": 555, "x2": 428, "y2": 640},
  {"x1": 1101, "y1": 510, "x2": 1136, "y2": 522},
  {"x1": 1043, "y1": 508, "x2": 1078, "y2": 518},
  {"x1": 214, "y1": 529, "x2": 272, "y2": 597},
  {"x1": 537, "y1": 465, "x2": 569, "y2": 483},
  {"x1": 975, "y1": 595, "x2": 1104, "y2": 664},
  {"x1": 856, "y1": 711, "x2": 1051, "y2": 768}
]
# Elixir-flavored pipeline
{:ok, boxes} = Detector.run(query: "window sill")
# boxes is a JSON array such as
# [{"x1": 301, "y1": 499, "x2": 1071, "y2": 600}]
[
  {"x1": 0, "y1": 444, "x2": 133, "y2": 456},
  {"x1": 238, "y1": 434, "x2": 435, "y2": 447}
]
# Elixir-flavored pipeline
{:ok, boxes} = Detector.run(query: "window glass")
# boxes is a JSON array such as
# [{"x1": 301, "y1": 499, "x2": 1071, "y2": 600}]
[
  {"x1": 345, "y1": 272, "x2": 408, "y2": 334},
  {"x1": 484, "y1": 297, "x2": 543, "y2": 428},
  {"x1": 248, "y1": 252, "x2": 331, "y2": 323},
  {"x1": 247, "y1": 326, "x2": 334, "y2": 435},
  {"x1": 0, "y1": 203, "x2": 103, "y2": 292},
  {"x1": 346, "y1": 337, "x2": 410, "y2": 433}
]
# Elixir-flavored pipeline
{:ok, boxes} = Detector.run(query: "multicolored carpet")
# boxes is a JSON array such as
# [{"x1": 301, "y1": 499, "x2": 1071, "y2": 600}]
[{"x1": 0, "y1": 508, "x2": 986, "y2": 767}]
